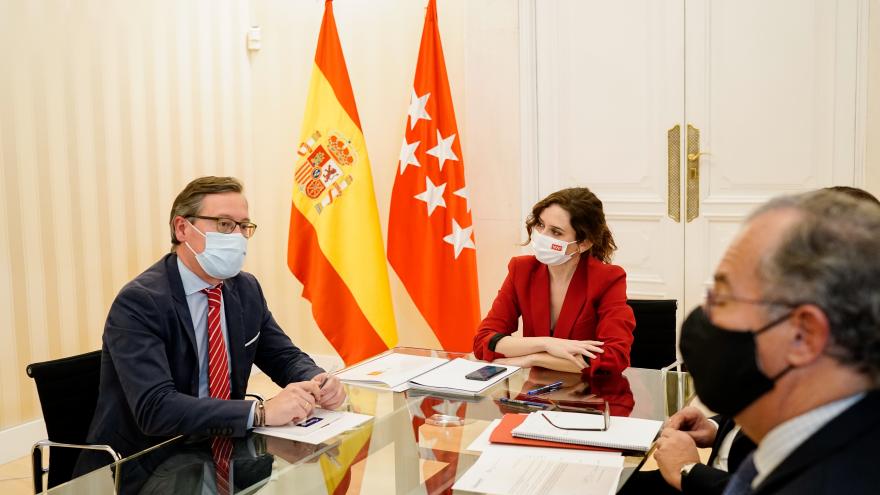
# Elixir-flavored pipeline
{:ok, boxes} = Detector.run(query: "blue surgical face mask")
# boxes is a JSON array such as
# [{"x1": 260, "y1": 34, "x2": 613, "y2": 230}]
[{"x1": 184, "y1": 220, "x2": 247, "y2": 279}]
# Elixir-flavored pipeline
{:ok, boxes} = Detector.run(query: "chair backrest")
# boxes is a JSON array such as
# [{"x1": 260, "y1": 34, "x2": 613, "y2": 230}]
[
  {"x1": 627, "y1": 299, "x2": 677, "y2": 369},
  {"x1": 26, "y1": 350, "x2": 102, "y2": 489}
]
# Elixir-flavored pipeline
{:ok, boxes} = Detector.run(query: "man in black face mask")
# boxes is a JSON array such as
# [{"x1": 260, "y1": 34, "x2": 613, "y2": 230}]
[{"x1": 673, "y1": 189, "x2": 880, "y2": 495}]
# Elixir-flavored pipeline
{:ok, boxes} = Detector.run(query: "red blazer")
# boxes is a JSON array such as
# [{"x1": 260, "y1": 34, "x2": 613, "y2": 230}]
[{"x1": 473, "y1": 254, "x2": 635, "y2": 376}]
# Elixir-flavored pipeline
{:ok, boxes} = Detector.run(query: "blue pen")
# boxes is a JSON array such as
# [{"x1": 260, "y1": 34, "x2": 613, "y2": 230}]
[
  {"x1": 526, "y1": 381, "x2": 564, "y2": 396},
  {"x1": 498, "y1": 397, "x2": 550, "y2": 409}
]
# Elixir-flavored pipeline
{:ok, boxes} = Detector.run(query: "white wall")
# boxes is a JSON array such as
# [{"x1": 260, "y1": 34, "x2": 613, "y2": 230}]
[{"x1": 0, "y1": 0, "x2": 524, "y2": 440}]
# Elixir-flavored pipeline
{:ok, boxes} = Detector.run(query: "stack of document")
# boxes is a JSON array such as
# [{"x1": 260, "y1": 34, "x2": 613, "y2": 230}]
[
  {"x1": 335, "y1": 353, "x2": 450, "y2": 391},
  {"x1": 408, "y1": 358, "x2": 520, "y2": 395},
  {"x1": 511, "y1": 411, "x2": 663, "y2": 452},
  {"x1": 336, "y1": 354, "x2": 519, "y2": 395}
]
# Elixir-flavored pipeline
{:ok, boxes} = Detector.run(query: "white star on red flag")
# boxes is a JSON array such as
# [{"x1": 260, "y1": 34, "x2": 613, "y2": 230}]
[
  {"x1": 398, "y1": 139, "x2": 420, "y2": 175},
  {"x1": 453, "y1": 186, "x2": 471, "y2": 213},
  {"x1": 407, "y1": 89, "x2": 431, "y2": 130},
  {"x1": 443, "y1": 219, "x2": 475, "y2": 259},
  {"x1": 426, "y1": 130, "x2": 458, "y2": 172},
  {"x1": 414, "y1": 177, "x2": 447, "y2": 216}
]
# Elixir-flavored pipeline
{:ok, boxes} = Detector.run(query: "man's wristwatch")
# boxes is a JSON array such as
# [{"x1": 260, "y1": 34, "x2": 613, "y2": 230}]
[{"x1": 680, "y1": 462, "x2": 699, "y2": 479}]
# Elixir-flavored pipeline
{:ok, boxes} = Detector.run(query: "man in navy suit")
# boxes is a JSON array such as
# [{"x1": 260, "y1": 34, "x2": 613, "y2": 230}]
[
  {"x1": 677, "y1": 189, "x2": 880, "y2": 495},
  {"x1": 621, "y1": 407, "x2": 755, "y2": 495},
  {"x1": 77, "y1": 176, "x2": 345, "y2": 474}
]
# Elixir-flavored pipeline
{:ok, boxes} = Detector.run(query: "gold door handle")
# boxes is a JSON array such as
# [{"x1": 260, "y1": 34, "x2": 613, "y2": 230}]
[
  {"x1": 685, "y1": 124, "x2": 702, "y2": 222},
  {"x1": 667, "y1": 125, "x2": 681, "y2": 222}
]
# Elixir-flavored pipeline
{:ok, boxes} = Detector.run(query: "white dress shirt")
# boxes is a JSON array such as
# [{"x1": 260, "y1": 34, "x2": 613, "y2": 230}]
[{"x1": 177, "y1": 258, "x2": 255, "y2": 428}]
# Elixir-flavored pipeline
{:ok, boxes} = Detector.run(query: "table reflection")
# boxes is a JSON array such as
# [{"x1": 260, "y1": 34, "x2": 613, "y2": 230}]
[{"x1": 51, "y1": 347, "x2": 692, "y2": 495}]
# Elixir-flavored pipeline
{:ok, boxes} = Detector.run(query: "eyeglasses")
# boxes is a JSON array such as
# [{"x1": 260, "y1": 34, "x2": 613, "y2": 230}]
[
  {"x1": 541, "y1": 400, "x2": 609, "y2": 431},
  {"x1": 189, "y1": 215, "x2": 258, "y2": 238},
  {"x1": 703, "y1": 288, "x2": 798, "y2": 319},
  {"x1": 704, "y1": 288, "x2": 806, "y2": 334}
]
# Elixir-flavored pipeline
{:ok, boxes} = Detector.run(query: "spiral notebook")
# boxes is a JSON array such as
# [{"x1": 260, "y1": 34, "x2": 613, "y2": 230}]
[{"x1": 511, "y1": 411, "x2": 662, "y2": 452}]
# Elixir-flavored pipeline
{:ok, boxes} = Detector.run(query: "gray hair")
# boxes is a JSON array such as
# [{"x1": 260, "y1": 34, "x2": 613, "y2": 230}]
[
  {"x1": 169, "y1": 176, "x2": 243, "y2": 251},
  {"x1": 749, "y1": 189, "x2": 880, "y2": 384}
]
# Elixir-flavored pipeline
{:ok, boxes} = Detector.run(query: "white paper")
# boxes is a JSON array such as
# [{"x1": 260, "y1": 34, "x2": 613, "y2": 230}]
[
  {"x1": 453, "y1": 450, "x2": 623, "y2": 495},
  {"x1": 261, "y1": 409, "x2": 343, "y2": 437},
  {"x1": 539, "y1": 410, "x2": 606, "y2": 430},
  {"x1": 512, "y1": 412, "x2": 662, "y2": 452},
  {"x1": 464, "y1": 419, "x2": 620, "y2": 462},
  {"x1": 408, "y1": 358, "x2": 519, "y2": 394},
  {"x1": 338, "y1": 381, "x2": 412, "y2": 393},
  {"x1": 335, "y1": 353, "x2": 448, "y2": 388},
  {"x1": 254, "y1": 409, "x2": 372, "y2": 445}
]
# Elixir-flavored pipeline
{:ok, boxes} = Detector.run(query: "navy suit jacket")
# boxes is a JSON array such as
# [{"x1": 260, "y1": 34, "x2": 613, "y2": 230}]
[
  {"x1": 752, "y1": 389, "x2": 880, "y2": 495},
  {"x1": 79, "y1": 253, "x2": 322, "y2": 470},
  {"x1": 620, "y1": 415, "x2": 755, "y2": 495}
]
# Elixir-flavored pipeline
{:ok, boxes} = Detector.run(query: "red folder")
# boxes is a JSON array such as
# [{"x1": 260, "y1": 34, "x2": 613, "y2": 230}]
[{"x1": 488, "y1": 413, "x2": 619, "y2": 453}]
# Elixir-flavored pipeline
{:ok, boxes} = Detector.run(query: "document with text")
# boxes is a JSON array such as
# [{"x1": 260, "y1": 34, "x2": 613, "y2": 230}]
[
  {"x1": 254, "y1": 409, "x2": 372, "y2": 445},
  {"x1": 453, "y1": 449, "x2": 623, "y2": 495},
  {"x1": 335, "y1": 353, "x2": 449, "y2": 390}
]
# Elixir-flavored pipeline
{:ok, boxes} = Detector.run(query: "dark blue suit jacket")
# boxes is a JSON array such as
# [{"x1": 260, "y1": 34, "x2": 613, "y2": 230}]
[
  {"x1": 79, "y1": 253, "x2": 322, "y2": 470},
  {"x1": 752, "y1": 389, "x2": 880, "y2": 495}
]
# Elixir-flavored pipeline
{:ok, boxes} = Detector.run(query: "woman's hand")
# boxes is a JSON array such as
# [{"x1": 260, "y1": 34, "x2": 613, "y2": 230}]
[
  {"x1": 540, "y1": 337, "x2": 604, "y2": 368},
  {"x1": 494, "y1": 355, "x2": 533, "y2": 368}
]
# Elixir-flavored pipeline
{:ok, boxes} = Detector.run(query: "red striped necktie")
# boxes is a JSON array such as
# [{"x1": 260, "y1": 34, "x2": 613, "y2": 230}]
[
  {"x1": 203, "y1": 284, "x2": 231, "y2": 401},
  {"x1": 202, "y1": 284, "x2": 232, "y2": 494}
]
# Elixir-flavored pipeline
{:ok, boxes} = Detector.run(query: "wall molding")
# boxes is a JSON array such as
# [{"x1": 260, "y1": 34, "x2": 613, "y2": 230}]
[
  {"x1": 518, "y1": 0, "x2": 539, "y2": 237},
  {"x1": 854, "y1": 0, "x2": 870, "y2": 187},
  {"x1": 0, "y1": 418, "x2": 46, "y2": 465}
]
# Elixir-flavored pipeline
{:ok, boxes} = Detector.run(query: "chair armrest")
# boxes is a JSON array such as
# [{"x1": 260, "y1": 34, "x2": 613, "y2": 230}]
[
  {"x1": 31, "y1": 439, "x2": 121, "y2": 494},
  {"x1": 32, "y1": 439, "x2": 121, "y2": 460},
  {"x1": 660, "y1": 359, "x2": 686, "y2": 414},
  {"x1": 659, "y1": 359, "x2": 682, "y2": 374}
]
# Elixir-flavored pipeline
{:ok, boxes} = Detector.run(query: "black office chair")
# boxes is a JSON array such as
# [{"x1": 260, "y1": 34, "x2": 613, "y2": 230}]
[
  {"x1": 626, "y1": 299, "x2": 678, "y2": 370},
  {"x1": 26, "y1": 350, "x2": 120, "y2": 493}
]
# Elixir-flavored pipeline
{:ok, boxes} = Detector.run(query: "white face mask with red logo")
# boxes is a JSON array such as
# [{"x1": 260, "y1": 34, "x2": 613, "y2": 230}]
[{"x1": 530, "y1": 232, "x2": 578, "y2": 266}]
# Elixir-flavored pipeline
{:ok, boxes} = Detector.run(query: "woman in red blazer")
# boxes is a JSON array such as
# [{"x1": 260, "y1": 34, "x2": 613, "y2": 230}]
[{"x1": 473, "y1": 187, "x2": 635, "y2": 376}]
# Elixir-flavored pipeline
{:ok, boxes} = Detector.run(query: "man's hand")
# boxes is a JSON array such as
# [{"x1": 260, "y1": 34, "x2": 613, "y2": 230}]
[
  {"x1": 311, "y1": 372, "x2": 346, "y2": 410},
  {"x1": 666, "y1": 406, "x2": 718, "y2": 448},
  {"x1": 654, "y1": 428, "x2": 701, "y2": 491},
  {"x1": 263, "y1": 381, "x2": 320, "y2": 426}
]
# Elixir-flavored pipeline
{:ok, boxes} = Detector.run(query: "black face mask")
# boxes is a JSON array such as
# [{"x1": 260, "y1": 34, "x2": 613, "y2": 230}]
[{"x1": 680, "y1": 306, "x2": 793, "y2": 417}]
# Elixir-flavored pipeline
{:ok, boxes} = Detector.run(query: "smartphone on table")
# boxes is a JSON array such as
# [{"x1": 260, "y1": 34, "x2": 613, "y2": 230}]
[{"x1": 464, "y1": 365, "x2": 507, "y2": 381}]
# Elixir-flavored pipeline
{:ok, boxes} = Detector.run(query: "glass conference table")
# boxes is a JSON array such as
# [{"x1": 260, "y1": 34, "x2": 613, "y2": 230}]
[{"x1": 49, "y1": 347, "x2": 693, "y2": 494}]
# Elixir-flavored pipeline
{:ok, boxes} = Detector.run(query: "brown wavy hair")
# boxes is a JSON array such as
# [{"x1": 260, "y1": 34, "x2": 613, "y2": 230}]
[{"x1": 525, "y1": 187, "x2": 617, "y2": 263}]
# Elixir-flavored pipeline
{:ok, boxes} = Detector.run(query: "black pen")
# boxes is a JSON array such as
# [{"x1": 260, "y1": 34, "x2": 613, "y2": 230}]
[
  {"x1": 498, "y1": 397, "x2": 550, "y2": 409},
  {"x1": 526, "y1": 381, "x2": 564, "y2": 396}
]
